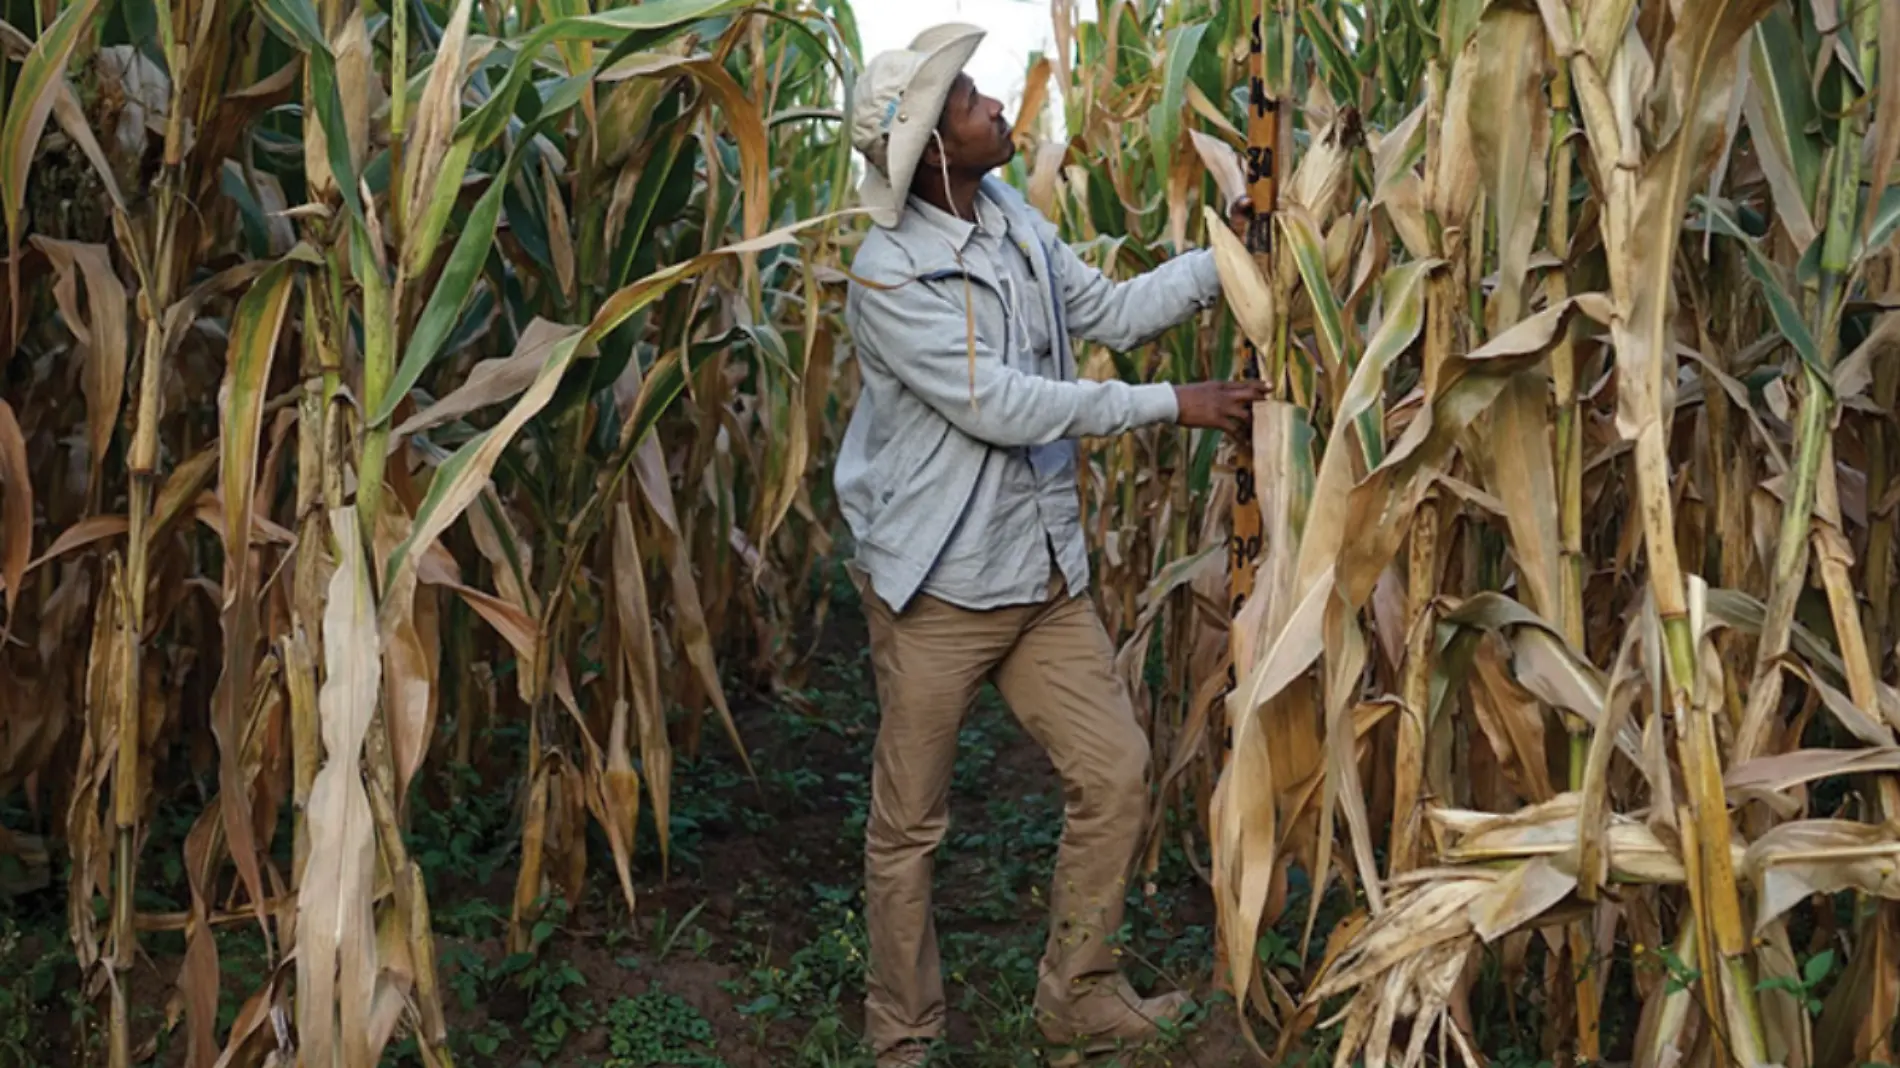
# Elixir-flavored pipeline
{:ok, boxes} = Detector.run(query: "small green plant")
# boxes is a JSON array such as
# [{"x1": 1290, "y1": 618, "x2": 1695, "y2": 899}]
[
  {"x1": 0, "y1": 913, "x2": 85, "y2": 1068},
  {"x1": 409, "y1": 763, "x2": 517, "y2": 892},
  {"x1": 1758, "y1": 948, "x2": 1835, "y2": 1016},
  {"x1": 1637, "y1": 942, "x2": 1704, "y2": 996},
  {"x1": 0, "y1": 920, "x2": 40, "y2": 1068},
  {"x1": 604, "y1": 990, "x2": 725, "y2": 1067},
  {"x1": 651, "y1": 901, "x2": 711, "y2": 964},
  {"x1": 725, "y1": 886, "x2": 870, "y2": 1055},
  {"x1": 463, "y1": 1020, "x2": 511, "y2": 1061}
]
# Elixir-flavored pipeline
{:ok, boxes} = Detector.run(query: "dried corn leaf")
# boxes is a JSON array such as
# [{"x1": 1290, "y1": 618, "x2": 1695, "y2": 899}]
[
  {"x1": 1205, "y1": 204, "x2": 1277, "y2": 358},
  {"x1": 297, "y1": 508, "x2": 381, "y2": 1068},
  {"x1": 1725, "y1": 747, "x2": 1900, "y2": 809},
  {"x1": 0, "y1": 400, "x2": 27, "y2": 626},
  {"x1": 1468, "y1": 4, "x2": 1550, "y2": 328},
  {"x1": 29, "y1": 237, "x2": 126, "y2": 495},
  {"x1": 1871, "y1": 1, "x2": 1900, "y2": 226},
  {"x1": 1745, "y1": 820, "x2": 1900, "y2": 934},
  {"x1": 1467, "y1": 637, "x2": 1556, "y2": 804},
  {"x1": 1339, "y1": 295, "x2": 1611, "y2": 608},
  {"x1": 612, "y1": 501, "x2": 670, "y2": 873},
  {"x1": 1468, "y1": 856, "x2": 1578, "y2": 943},
  {"x1": 392, "y1": 318, "x2": 579, "y2": 441}
]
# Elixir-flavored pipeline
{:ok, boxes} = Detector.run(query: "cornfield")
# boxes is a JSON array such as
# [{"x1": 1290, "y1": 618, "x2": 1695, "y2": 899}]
[{"x1": 2, "y1": 0, "x2": 1899, "y2": 1063}]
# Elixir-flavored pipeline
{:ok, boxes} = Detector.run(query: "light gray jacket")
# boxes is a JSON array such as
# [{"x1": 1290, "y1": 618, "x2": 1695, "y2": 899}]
[{"x1": 836, "y1": 176, "x2": 1223, "y2": 614}]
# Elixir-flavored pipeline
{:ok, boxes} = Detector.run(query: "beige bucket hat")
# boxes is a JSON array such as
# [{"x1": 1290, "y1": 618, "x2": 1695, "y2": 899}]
[{"x1": 851, "y1": 23, "x2": 987, "y2": 228}]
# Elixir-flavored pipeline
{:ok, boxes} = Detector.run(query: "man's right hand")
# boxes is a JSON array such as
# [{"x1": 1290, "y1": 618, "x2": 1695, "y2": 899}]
[{"x1": 1174, "y1": 381, "x2": 1270, "y2": 437}]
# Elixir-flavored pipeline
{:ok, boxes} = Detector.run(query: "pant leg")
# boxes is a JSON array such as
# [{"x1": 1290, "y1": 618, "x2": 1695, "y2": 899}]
[
  {"x1": 858, "y1": 578, "x2": 1026, "y2": 1055},
  {"x1": 990, "y1": 585, "x2": 1152, "y2": 1024}
]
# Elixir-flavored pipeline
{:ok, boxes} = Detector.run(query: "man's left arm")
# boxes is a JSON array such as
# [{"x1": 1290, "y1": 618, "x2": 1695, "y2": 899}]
[{"x1": 1040, "y1": 219, "x2": 1224, "y2": 353}]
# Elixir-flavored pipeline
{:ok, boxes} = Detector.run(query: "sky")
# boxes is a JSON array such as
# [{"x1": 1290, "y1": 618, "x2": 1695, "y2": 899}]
[{"x1": 854, "y1": 0, "x2": 1098, "y2": 120}]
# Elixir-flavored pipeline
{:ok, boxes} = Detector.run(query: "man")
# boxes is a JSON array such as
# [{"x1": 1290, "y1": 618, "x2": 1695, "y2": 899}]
[{"x1": 837, "y1": 22, "x2": 1267, "y2": 1067}]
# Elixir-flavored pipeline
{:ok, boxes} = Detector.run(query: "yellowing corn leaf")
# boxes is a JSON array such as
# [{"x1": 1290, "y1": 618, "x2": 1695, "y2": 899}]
[
  {"x1": 1211, "y1": 688, "x2": 1278, "y2": 1010},
  {"x1": 541, "y1": 156, "x2": 577, "y2": 304},
  {"x1": 180, "y1": 800, "x2": 223, "y2": 1068},
  {"x1": 611, "y1": 501, "x2": 671, "y2": 873},
  {"x1": 1014, "y1": 56, "x2": 1052, "y2": 149},
  {"x1": 400, "y1": 0, "x2": 475, "y2": 273},
  {"x1": 1582, "y1": 0, "x2": 1639, "y2": 72},
  {"x1": 211, "y1": 257, "x2": 296, "y2": 930},
  {"x1": 1615, "y1": 0, "x2": 1776, "y2": 640},
  {"x1": 13, "y1": 515, "x2": 129, "y2": 587},
  {"x1": 1308, "y1": 878, "x2": 1488, "y2": 1003},
  {"x1": 1310, "y1": 594, "x2": 1381, "y2": 951},
  {"x1": 1743, "y1": 19, "x2": 1822, "y2": 250},
  {"x1": 374, "y1": 511, "x2": 439, "y2": 808},
  {"x1": 306, "y1": 10, "x2": 373, "y2": 201},
  {"x1": 1026, "y1": 140, "x2": 1069, "y2": 220},
  {"x1": 383, "y1": 211, "x2": 864, "y2": 605}
]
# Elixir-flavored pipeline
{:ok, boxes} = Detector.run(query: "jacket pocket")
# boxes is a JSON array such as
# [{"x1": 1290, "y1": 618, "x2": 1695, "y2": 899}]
[{"x1": 863, "y1": 413, "x2": 946, "y2": 534}]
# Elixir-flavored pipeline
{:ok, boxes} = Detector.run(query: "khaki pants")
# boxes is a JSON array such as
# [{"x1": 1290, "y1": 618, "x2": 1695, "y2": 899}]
[{"x1": 855, "y1": 568, "x2": 1151, "y2": 1056}]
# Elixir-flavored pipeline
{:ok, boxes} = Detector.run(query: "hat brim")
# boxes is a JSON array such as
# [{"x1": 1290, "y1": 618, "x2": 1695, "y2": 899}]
[{"x1": 860, "y1": 30, "x2": 985, "y2": 228}]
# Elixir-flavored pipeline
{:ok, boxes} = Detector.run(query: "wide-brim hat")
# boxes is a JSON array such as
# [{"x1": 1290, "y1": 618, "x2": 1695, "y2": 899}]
[{"x1": 851, "y1": 23, "x2": 986, "y2": 229}]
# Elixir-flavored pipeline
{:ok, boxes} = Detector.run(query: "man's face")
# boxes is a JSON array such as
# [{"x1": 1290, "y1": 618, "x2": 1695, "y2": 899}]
[{"x1": 927, "y1": 73, "x2": 1016, "y2": 175}]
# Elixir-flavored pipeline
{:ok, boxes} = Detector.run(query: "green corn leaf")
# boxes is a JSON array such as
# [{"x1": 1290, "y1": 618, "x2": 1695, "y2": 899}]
[
  {"x1": 1341, "y1": 259, "x2": 1440, "y2": 469},
  {"x1": 254, "y1": 0, "x2": 367, "y2": 224},
  {"x1": 611, "y1": 129, "x2": 695, "y2": 289},
  {"x1": 1151, "y1": 22, "x2": 1208, "y2": 187},
  {"x1": 1696, "y1": 197, "x2": 1825, "y2": 378},
  {"x1": 459, "y1": 0, "x2": 750, "y2": 150},
  {"x1": 1744, "y1": 9, "x2": 1824, "y2": 249},
  {"x1": 402, "y1": 135, "x2": 476, "y2": 281},
  {"x1": 375, "y1": 160, "x2": 512, "y2": 428},
  {"x1": 1299, "y1": 4, "x2": 1358, "y2": 102},
  {"x1": 2, "y1": 0, "x2": 104, "y2": 336},
  {"x1": 1281, "y1": 209, "x2": 1353, "y2": 374},
  {"x1": 1857, "y1": 185, "x2": 1900, "y2": 262}
]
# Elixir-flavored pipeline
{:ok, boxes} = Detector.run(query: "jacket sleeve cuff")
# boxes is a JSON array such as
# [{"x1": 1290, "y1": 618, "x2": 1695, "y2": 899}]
[
  {"x1": 1190, "y1": 248, "x2": 1223, "y2": 307},
  {"x1": 1130, "y1": 383, "x2": 1179, "y2": 426}
]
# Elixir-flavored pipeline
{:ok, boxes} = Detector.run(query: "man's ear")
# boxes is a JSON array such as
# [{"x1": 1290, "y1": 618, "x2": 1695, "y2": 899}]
[{"x1": 920, "y1": 136, "x2": 944, "y2": 169}]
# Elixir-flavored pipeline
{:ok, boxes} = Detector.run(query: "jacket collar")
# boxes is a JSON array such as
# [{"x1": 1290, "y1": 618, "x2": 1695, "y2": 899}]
[
  {"x1": 903, "y1": 191, "x2": 1011, "y2": 253},
  {"x1": 877, "y1": 178, "x2": 1047, "y2": 280}
]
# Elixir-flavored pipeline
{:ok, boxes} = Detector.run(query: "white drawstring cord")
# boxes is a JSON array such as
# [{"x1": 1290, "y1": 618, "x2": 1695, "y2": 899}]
[{"x1": 928, "y1": 129, "x2": 982, "y2": 412}]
